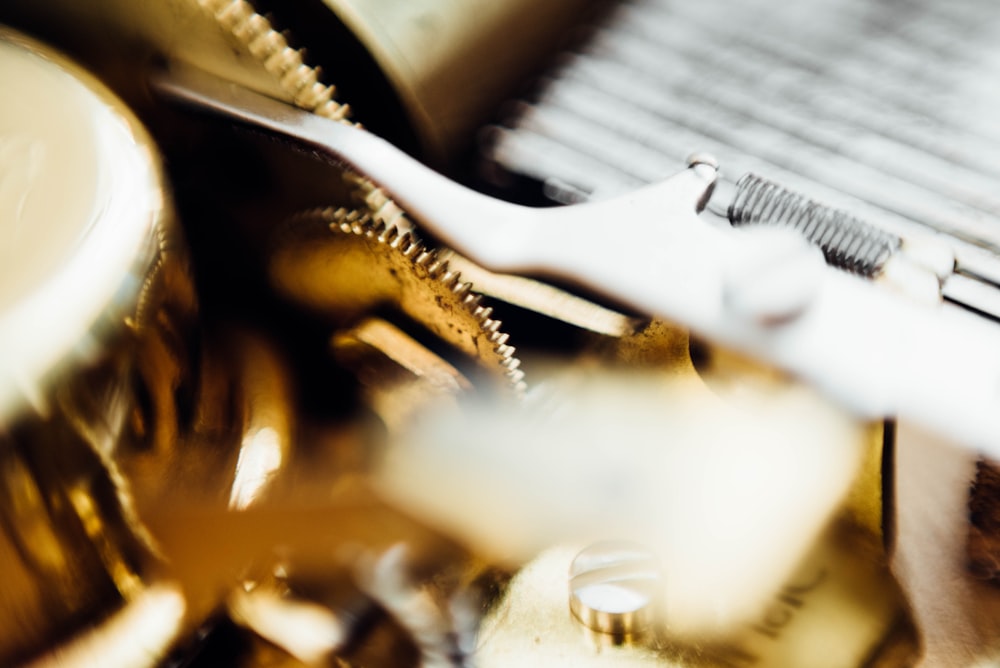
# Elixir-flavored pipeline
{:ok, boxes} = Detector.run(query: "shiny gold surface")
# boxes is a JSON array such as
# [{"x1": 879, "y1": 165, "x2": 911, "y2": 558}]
[
  {"x1": 333, "y1": 316, "x2": 473, "y2": 432},
  {"x1": 0, "y1": 27, "x2": 177, "y2": 421},
  {"x1": 25, "y1": 585, "x2": 187, "y2": 668},
  {"x1": 0, "y1": 39, "x2": 98, "y2": 312},
  {"x1": 317, "y1": 0, "x2": 594, "y2": 159},
  {"x1": 568, "y1": 540, "x2": 663, "y2": 642},
  {"x1": 269, "y1": 206, "x2": 526, "y2": 395},
  {"x1": 0, "y1": 0, "x2": 333, "y2": 109},
  {"x1": 0, "y1": 2, "x2": 932, "y2": 666},
  {"x1": 476, "y1": 521, "x2": 914, "y2": 668},
  {"x1": 0, "y1": 26, "x2": 193, "y2": 665}
]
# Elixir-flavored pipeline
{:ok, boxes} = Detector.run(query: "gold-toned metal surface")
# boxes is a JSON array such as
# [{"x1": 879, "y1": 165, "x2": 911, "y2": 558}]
[
  {"x1": 0, "y1": 27, "x2": 184, "y2": 422},
  {"x1": 0, "y1": 25, "x2": 195, "y2": 665},
  {"x1": 439, "y1": 249, "x2": 643, "y2": 338},
  {"x1": 1, "y1": 0, "x2": 420, "y2": 244},
  {"x1": 332, "y1": 316, "x2": 473, "y2": 432},
  {"x1": 4, "y1": 0, "x2": 593, "y2": 160},
  {"x1": 568, "y1": 541, "x2": 663, "y2": 642},
  {"x1": 476, "y1": 521, "x2": 915, "y2": 668},
  {"x1": 24, "y1": 585, "x2": 187, "y2": 668},
  {"x1": 270, "y1": 207, "x2": 526, "y2": 395},
  {"x1": 0, "y1": 1, "x2": 934, "y2": 666},
  {"x1": 0, "y1": 0, "x2": 345, "y2": 116},
  {"x1": 310, "y1": 0, "x2": 595, "y2": 160}
]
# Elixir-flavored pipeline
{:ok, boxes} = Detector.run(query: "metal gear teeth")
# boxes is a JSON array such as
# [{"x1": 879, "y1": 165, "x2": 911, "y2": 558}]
[
  {"x1": 414, "y1": 251, "x2": 435, "y2": 268},
  {"x1": 198, "y1": 0, "x2": 427, "y2": 282},
  {"x1": 343, "y1": 173, "x2": 411, "y2": 230},
  {"x1": 291, "y1": 207, "x2": 527, "y2": 395},
  {"x1": 438, "y1": 271, "x2": 461, "y2": 290},
  {"x1": 198, "y1": 0, "x2": 351, "y2": 120},
  {"x1": 425, "y1": 260, "x2": 447, "y2": 279}
]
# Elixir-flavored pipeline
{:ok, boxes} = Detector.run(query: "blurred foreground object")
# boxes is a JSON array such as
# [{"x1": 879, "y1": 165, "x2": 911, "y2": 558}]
[
  {"x1": 0, "y1": 26, "x2": 195, "y2": 664},
  {"x1": 153, "y1": 68, "x2": 1000, "y2": 458},
  {"x1": 377, "y1": 373, "x2": 873, "y2": 633},
  {"x1": 1, "y1": 0, "x2": 997, "y2": 664},
  {"x1": 376, "y1": 370, "x2": 915, "y2": 665}
]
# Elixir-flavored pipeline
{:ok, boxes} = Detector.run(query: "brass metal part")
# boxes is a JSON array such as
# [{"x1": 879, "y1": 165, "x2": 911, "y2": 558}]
[
  {"x1": 0, "y1": 25, "x2": 197, "y2": 665},
  {"x1": 1, "y1": 6, "x2": 526, "y2": 663},
  {"x1": 141, "y1": 483, "x2": 465, "y2": 621},
  {"x1": 177, "y1": 0, "x2": 421, "y2": 242},
  {"x1": 308, "y1": 0, "x2": 595, "y2": 161},
  {"x1": 270, "y1": 207, "x2": 527, "y2": 395},
  {"x1": 568, "y1": 541, "x2": 663, "y2": 643},
  {"x1": 371, "y1": 306, "x2": 908, "y2": 663},
  {"x1": 228, "y1": 585, "x2": 351, "y2": 665},
  {"x1": 0, "y1": 3, "x2": 917, "y2": 667},
  {"x1": 333, "y1": 317, "x2": 472, "y2": 432},
  {"x1": 0, "y1": 0, "x2": 347, "y2": 118},
  {"x1": 6, "y1": 0, "x2": 593, "y2": 162},
  {"x1": 0, "y1": 0, "x2": 415, "y2": 235},
  {"x1": 475, "y1": 521, "x2": 916, "y2": 668},
  {"x1": 222, "y1": 517, "x2": 477, "y2": 667},
  {"x1": 195, "y1": 0, "x2": 351, "y2": 120},
  {"x1": 226, "y1": 332, "x2": 296, "y2": 512},
  {"x1": 439, "y1": 249, "x2": 642, "y2": 338},
  {"x1": 24, "y1": 585, "x2": 187, "y2": 668}
]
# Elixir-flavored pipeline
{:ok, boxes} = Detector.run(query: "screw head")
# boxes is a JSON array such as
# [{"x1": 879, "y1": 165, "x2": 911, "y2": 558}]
[{"x1": 568, "y1": 541, "x2": 662, "y2": 642}]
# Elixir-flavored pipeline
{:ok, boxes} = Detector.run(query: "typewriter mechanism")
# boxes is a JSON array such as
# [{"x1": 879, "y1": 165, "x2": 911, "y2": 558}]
[{"x1": 1, "y1": 0, "x2": 1000, "y2": 666}]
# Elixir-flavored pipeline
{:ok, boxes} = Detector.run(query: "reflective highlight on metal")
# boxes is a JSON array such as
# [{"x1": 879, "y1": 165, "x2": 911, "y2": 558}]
[
  {"x1": 0, "y1": 0, "x2": 996, "y2": 664},
  {"x1": 569, "y1": 541, "x2": 662, "y2": 642},
  {"x1": 154, "y1": 67, "x2": 1000, "y2": 458},
  {"x1": 0, "y1": 26, "x2": 194, "y2": 665},
  {"x1": 270, "y1": 206, "x2": 526, "y2": 395},
  {"x1": 0, "y1": 29, "x2": 181, "y2": 421},
  {"x1": 313, "y1": 0, "x2": 593, "y2": 160}
]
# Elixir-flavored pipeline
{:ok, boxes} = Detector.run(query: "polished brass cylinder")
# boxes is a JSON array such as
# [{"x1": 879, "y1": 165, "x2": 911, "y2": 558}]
[
  {"x1": 0, "y1": 26, "x2": 196, "y2": 664},
  {"x1": 312, "y1": 0, "x2": 594, "y2": 160}
]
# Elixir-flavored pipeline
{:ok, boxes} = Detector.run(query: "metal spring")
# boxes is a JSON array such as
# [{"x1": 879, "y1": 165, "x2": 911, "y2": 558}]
[{"x1": 728, "y1": 174, "x2": 901, "y2": 278}]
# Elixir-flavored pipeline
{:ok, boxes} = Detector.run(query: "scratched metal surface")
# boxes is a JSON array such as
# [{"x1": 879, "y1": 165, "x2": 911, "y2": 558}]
[{"x1": 484, "y1": 0, "x2": 1000, "y2": 268}]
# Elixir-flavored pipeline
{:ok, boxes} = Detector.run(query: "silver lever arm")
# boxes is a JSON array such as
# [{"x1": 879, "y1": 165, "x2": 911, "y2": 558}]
[{"x1": 153, "y1": 66, "x2": 1000, "y2": 455}]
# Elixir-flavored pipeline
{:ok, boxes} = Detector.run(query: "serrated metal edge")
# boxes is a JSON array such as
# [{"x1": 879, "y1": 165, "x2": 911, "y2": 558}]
[
  {"x1": 195, "y1": 3, "x2": 526, "y2": 393},
  {"x1": 198, "y1": 0, "x2": 350, "y2": 119},
  {"x1": 197, "y1": 0, "x2": 411, "y2": 229},
  {"x1": 289, "y1": 206, "x2": 527, "y2": 394}
]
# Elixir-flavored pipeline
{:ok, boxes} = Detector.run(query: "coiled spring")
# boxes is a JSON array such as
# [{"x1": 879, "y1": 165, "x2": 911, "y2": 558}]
[{"x1": 728, "y1": 174, "x2": 901, "y2": 278}]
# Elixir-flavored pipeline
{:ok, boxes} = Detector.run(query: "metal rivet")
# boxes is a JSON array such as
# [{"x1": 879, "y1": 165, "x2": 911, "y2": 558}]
[
  {"x1": 686, "y1": 152, "x2": 719, "y2": 170},
  {"x1": 568, "y1": 541, "x2": 662, "y2": 642}
]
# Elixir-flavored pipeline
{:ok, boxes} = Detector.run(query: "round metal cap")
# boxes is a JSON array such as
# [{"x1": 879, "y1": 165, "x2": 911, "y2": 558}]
[{"x1": 568, "y1": 540, "x2": 662, "y2": 640}]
